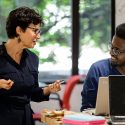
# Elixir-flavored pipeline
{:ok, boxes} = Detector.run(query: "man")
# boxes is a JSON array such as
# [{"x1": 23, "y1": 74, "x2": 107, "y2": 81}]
[{"x1": 81, "y1": 23, "x2": 125, "y2": 111}]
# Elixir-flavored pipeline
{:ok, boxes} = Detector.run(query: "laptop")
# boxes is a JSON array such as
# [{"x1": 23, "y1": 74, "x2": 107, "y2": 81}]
[
  {"x1": 95, "y1": 77, "x2": 109, "y2": 116},
  {"x1": 83, "y1": 77, "x2": 109, "y2": 116},
  {"x1": 109, "y1": 75, "x2": 125, "y2": 124}
]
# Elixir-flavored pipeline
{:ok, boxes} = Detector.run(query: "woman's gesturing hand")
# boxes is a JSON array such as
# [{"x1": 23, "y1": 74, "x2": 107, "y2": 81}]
[
  {"x1": 0, "y1": 79, "x2": 14, "y2": 90},
  {"x1": 43, "y1": 80, "x2": 63, "y2": 95}
]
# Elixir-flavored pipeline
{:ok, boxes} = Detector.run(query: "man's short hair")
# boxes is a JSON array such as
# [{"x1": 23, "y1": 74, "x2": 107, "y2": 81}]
[{"x1": 116, "y1": 23, "x2": 125, "y2": 39}]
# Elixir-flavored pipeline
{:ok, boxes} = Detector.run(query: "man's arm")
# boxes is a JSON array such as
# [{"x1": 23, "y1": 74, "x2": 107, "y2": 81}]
[{"x1": 80, "y1": 64, "x2": 99, "y2": 111}]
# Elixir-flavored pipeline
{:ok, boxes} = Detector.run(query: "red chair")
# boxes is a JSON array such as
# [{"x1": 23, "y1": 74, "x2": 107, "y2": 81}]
[{"x1": 62, "y1": 75, "x2": 82, "y2": 110}]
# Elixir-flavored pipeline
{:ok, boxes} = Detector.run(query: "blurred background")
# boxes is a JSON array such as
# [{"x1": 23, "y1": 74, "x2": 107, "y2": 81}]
[{"x1": 0, "y1": 0, "x2": 112, "y2": 83}]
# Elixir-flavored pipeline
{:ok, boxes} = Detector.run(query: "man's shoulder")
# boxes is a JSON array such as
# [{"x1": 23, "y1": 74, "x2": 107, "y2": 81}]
[
  {"x1": 93, "y1": 58, "x2": 110, "y2": 66},
  {"x1": 90, "y1": 58, "x2": 111, "y2": 71},
  {"x1": 87, "y1": 58, "x2": 112, "y2": 77}
]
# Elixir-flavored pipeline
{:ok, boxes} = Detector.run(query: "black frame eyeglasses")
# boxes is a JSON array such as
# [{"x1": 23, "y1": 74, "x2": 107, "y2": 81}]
[
  {"x1": 109, "y1": 44, "x2": 125, "y2": 56},
  {"x1": 27, "y1": 27, "x2": 41, "y2": 35}
]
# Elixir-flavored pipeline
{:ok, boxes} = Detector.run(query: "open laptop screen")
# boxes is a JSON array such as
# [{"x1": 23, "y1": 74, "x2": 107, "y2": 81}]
[{"x1": 109, "y1": 75, "x2": 125, "y2": 116}]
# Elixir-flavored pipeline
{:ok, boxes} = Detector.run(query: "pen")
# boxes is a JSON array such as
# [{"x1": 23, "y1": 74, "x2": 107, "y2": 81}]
[
  {"x1": 42, "y1": 80, "x2": 65, "y2": 88},
  {"x1": 60, "y1": 80, "x2": 65, "y2": 84}
]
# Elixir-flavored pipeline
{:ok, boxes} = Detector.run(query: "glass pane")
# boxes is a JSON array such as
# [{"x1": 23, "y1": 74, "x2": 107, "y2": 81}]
[
  {"x1": 0, "y1": 0, "x2": 72, "y2": 82},
  {"x1": 37, "y1": 0, "x2": 72, "y2": 82},
  {"x1": 79, "y1": 0, "x2": 111, "y2": 75}
]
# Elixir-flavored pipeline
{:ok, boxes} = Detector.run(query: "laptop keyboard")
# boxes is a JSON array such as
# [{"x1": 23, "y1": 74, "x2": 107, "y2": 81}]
[
  {"x1": 114, "y1": 116, "x2": 125, "y2": 119},
  {"x1": 111, "y1": 116, "x2": 125, "y2": 122}
]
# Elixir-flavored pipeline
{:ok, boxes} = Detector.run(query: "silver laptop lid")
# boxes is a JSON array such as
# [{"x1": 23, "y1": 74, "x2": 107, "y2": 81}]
[{"x1": 95, "y1": 77, "x2": 109, "y2": 116}]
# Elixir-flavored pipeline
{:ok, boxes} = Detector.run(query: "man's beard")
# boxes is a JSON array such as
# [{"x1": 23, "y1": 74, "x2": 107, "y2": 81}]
[{"x1": 111, "y1": 60, "x2": 125, "y2": 67}]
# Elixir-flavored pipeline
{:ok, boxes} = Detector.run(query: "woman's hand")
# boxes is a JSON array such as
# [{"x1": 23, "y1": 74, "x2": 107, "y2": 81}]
[
  {"x1": 0, "y1": 79, "x2": 14, "y2": 90},
  {"x1": 43, "y1": 80, "x2": 61, "y2": 95}
]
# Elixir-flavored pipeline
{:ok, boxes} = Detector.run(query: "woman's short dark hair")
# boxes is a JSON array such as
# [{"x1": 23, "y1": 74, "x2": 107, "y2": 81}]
[{"x1": 6, "y1": 6, "x2": 43, "y2": 38}]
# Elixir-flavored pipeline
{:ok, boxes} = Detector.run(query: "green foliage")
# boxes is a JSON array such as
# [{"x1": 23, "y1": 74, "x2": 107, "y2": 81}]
[
  {"x1": 39, "y1": 51, "x2": 56, "y2": 64},
  {"x1": 0, "y1": 0, "x2": 111, "y2": 63},
  {"x1": 80, "y1": 0, "x2": 111, "y2": 51}
]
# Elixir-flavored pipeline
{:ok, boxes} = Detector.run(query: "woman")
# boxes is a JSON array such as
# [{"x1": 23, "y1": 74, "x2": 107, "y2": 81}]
[{"x1": 0, "y1": 6, "x2": 61, "y2": 125}]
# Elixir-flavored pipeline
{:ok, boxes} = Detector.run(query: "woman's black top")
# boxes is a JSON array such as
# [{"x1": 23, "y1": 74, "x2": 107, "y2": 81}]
[{"x1": 0, "y1": 42, "x2": 49, "y2": 125}]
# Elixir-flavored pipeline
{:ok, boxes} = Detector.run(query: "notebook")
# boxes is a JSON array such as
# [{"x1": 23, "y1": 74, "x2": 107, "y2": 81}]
[
  {"x1": 109, "y1": 75, "x2": 125, "y2": 124},
  {"x1": 95, "y1": 77, "x2": 109, "y2": 116},
  {"x1": 62, "y1": 113, "x2": 106, "y2": 125}
]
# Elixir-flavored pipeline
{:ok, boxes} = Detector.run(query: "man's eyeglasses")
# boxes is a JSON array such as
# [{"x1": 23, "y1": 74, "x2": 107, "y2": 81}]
[
  {"x1": 27, "y1": 27, "x2": 41, "y2": 35},
  {"x1": 109, "y1": 44, "x2": 125, "y2": 56}
]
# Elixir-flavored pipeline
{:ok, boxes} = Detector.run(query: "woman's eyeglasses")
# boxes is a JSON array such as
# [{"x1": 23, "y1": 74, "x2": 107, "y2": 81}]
[{"x1": 27, "y1": 27, "x2": 41, "y2": 35}]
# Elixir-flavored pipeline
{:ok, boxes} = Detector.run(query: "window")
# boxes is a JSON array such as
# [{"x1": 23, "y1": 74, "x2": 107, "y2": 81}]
[
  {"x1": 79, "y1": 0, "x2": 111, "y2": 75},
  {"x1": 0, "y1": 0, "x2": 112, "y2": 83}
]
